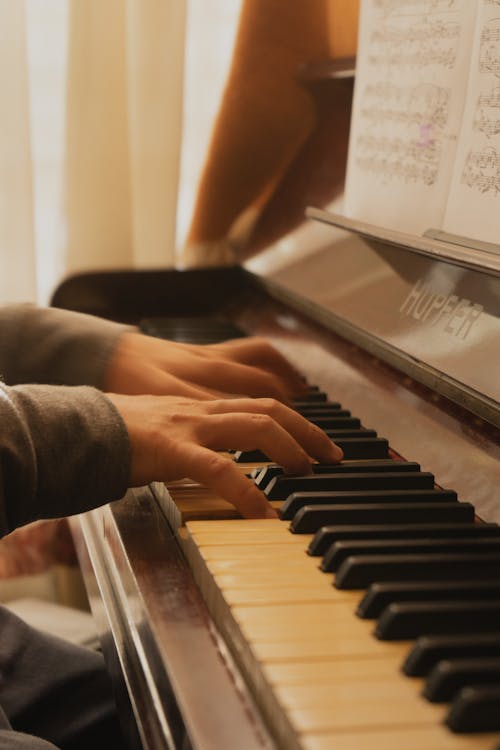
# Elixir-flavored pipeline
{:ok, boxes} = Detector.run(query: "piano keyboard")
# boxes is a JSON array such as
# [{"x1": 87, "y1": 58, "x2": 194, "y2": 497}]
[
  {"x1": 145, "y1": 318, "x2": 500, "y2": 750},
  {"x1": 183, "y1": 520, "x2": 499, "y2": 750},
  {"x1": 161, "y1": 385, "x2": 500, "y2": 750}
]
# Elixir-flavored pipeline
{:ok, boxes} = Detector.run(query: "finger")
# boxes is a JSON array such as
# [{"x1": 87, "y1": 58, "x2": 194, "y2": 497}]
[
  {"x1": 118, "y1": 365, "x2": 216, "y2": 400},
  {"x1": 193, "y1": 412, "x2": 322, "y2": 475},
  {"x1": 204, "y1": 398, "x2": 343, "y2": 463},
  {"x1": 208, "y1": 338, "x2": 308, "y2": 394},
  {"x1": 175, "y1": 445, "x2": 277, "y2": 518},
  {"x1": 181, "y1": 359, "x2": 294, "y2": 401}
]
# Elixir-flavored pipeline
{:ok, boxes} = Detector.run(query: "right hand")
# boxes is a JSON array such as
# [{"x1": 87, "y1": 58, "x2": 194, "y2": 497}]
[
  {"x1": 104, "y1": 332, "x2": 308, "y2": 402},
  {"x1": 107, "y1": 394, "x2": 343, "y2": 518}
]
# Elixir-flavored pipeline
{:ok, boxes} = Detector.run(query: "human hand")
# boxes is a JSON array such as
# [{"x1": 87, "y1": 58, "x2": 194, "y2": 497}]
[
  {"x1": 104, "y1": 332, "x2": 307, "y2": 402},
  {"x1": 0, "y1": 520, "x2": 77, "y2": 578},
  {"x1": 107, "y1": 394, "x2": 343, "y2": 518}
]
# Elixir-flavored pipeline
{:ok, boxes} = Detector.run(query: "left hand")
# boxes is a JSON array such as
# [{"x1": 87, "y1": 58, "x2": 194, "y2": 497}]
[
  {"x1": 104, "y1": 332, "x2": 307, "y2": 402},
  {"x1": 0, "y1": 520, "x2": 77, "y2": 578},
  {"x1": 107, "y1": 394, "x2": 342, "y2": 518}
]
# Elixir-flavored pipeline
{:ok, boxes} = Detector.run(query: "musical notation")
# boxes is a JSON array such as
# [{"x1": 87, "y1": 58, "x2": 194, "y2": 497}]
[
  {"x1": 355, "y1": 134, "x2": 440, "y2": 186},
  {"x1": 372, "y1": 21, "x2": 460, "y2": 45},
  {"x1": 478, "y1": 86, "x2": 500, "y2": 109},
  {"x1": 373, "y1": 0, "x2": 459, "y2": 15},
  {"x1": 460, "y1": 16, "x2": 500, "y2": 195},
  {"x1": 368, "y1": 20, "x2": 460, "y2": 70},
  {"x1": 354, "y1": 78, "x2": 449, "y2": 187},
  {"x1": 472, "y1": 85, "x2": 500, "y2": 138},
  {"x1": 461, "y1": 147, "x2": 500, "y2": 195},
  {"x1": 361, "y1": 83, "x2": 450, "y2": 128},
  {"x1": 479, "y1": 18, "x2": 500, "y2": 76},
  {"x1": 345, "y1": 0, "x2": 479, "y2": 236},
  {"x1": 352, "y1": 0, "x2": 457, "y2": 190}
]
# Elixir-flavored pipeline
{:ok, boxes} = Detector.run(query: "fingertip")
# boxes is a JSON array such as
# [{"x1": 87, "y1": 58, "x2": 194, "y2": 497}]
[
  {"x1": 330, "y1": 442, "x2": 344, "y2": 462},
  {"x1": 283, "y1": 457, "x2": 313, "y2": 477},
  {"x1": 264, "y1": 506, "x2": 279, "y2": 519},
  {"x1": 314, "y1": 440, "x2": 343, "y2": 465},
  {"x1": 244, "y1": 501, "x2": 278, "y2": 520}
]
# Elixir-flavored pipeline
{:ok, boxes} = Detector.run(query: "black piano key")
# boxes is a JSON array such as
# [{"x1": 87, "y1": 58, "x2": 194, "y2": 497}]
[
  {"x1": 282, "y1": 489, "x2": 456, "y2": 521},
  {"x1": 358, "y1": 579, "x2": 500, "y2": 619},
  {"x1": 234, "y1": 449, "x2": 269, "y2": 463},
  {"x1": 293, "y1": 401, "x2": 342, "y2": 411},
  {"x1": 234, "y1": 440, "x2": 389, "y2": 463},
  {"x1": 404, "y1": 633, "x2": 500, "y2": 677},
  {"x1": 332, "y1": 438, "x2": 389, "y2": 459},
  {"x1": 325, "y1": 428, "x2": 378, "y2": 439},
  {"x1": 295, "y1": 406, "x2": 345, "y2": 417},
  {"x1": 323, "y1": 536, "x2": 500, "y2": 573},
  {"x1": 308, "y1": 522, "x2": 500, "y2": 557},
  {"x1": 302, "y1": 409, "x2": 352, "y2": 420},
  {"x1": 255, "y1": 460, "x2": 422, "y2": 490},
  {"x1": 334, "y1": 546, "x2": 493, "y2": 588},
  {"x1": 265, "y1": 471, "x2": 436, "y2": 500},
  {"x1": 291, "y1": 502, "x2": 475, "y2": 534},
  {"x1": 375, "y1": 600, "x2": 500, "y2": 640},
  {"x1": 447, "y1": 685, "x2": 500, "y2": 732},
  {"x1": 424, "y1": 658, "x2": 500, "y2": 702},
  {"x1": 270, "y1": 470, "x2": 436, "y2": 501},
  {"x1": 292, "y1": 392, "x2": 328, "y2": 403},
  {"x1": 307, "y1": 416, "x2": 361, "y2": 430}
]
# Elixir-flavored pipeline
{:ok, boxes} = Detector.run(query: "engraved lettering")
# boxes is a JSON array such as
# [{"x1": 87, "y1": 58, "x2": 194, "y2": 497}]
[
  {"x1": 424, "y1": 293, "x2": 448, "y2": 323},
  {"x1": 401, "y1": 281, "x2": 483, "y2": 339},
  {"x1": 399, "y1": 278, "x2": 428, "y2": 315},
  {"x1": 443, "y1": 298, "x2": 471, "y2": 335},
  {"x1": 428, "y1": 293, "x2": 459, "y2": 323},
  {"x1": 413, "y1": 290, "x2": 437, "y2": 319},
  {"x1": 455, "y1": 303, "x2": 484, "y2": 338}
]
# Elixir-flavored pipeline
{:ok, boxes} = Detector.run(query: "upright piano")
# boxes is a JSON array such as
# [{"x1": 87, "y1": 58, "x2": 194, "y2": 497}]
[{"x1": 52, "y1": 58, "x2": 500, "y2": 750}]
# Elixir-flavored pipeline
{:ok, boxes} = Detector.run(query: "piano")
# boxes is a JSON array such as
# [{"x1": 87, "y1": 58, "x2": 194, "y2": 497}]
[{"x1": 51, "y1": 59, "x2": 500, "y2": 750}]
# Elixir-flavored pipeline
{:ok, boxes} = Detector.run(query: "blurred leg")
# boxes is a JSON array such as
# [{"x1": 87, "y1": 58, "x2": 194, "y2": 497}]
[
  {"x1": 0, "y1": 607, "x2": 126, "y2": 750},
  {"x1": 0, "y1": 702, "x2": 58, "y2": 749}
]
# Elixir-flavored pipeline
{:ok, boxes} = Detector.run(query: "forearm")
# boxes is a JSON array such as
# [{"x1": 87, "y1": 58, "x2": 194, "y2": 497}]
[
  {"x1": 186, "y1": 0, "x2": 330, "y2": 250},
  {"x1": 0, "y1": 305, "x2": 131, "y2": 388},
  {"x1": 0, "y1": 382, "x2": 129, "y2": 536}
]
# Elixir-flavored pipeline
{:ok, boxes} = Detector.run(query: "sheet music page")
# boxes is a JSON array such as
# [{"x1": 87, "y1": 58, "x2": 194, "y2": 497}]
[
  {"x1": 443, "y1": 0, "x2": 500, "y2": 250},
  {"x1": 344, "y1": 0, "x2": 478, "y2": 235}
]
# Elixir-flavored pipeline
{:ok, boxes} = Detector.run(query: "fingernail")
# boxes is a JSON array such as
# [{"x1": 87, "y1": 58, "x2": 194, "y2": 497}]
[
  {"x1": 330, "y1": 442, "x2": 344, "y2": 462},
  {"x1": 265, "y1": 507, "x2": 279, "y2": 519}
]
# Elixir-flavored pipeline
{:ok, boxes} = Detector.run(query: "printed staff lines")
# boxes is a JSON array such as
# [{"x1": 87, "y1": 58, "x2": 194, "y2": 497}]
[
  {"x1": 373, "y1": 0, "x2": 459, "y2": 17},
  {"x1": 461, "y1": 146, "x2": 500, "y2": 195}
]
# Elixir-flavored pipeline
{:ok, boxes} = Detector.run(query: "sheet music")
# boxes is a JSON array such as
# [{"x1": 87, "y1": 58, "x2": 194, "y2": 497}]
[
  {"x1": 344, "y1": 0, "x2": 478, "y2": 234},
  {"x1": 443, "y1": 1, "x2": 500, "y2": 250}
]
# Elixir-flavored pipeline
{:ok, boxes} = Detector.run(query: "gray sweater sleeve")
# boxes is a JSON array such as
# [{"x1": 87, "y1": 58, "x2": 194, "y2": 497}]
[
  {"x1": 0, "y1": 383, "x2": 130, "y2": 536},
  {"x1": 0, "y1": 305, "x2": 134, "y2": 536},
  {"x1": 0, "y1": 304, "x2": 132, "y2": 388}
]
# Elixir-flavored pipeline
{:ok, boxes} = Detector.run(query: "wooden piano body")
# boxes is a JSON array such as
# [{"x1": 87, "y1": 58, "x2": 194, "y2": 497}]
[{"x1": 52, "y1": 215, "x2": 500, "y2": 749}]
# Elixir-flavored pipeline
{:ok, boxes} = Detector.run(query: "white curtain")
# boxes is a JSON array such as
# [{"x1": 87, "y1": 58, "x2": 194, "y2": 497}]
[
  {"x1": 65, "y1": 0, "x2": 186, "y2": 275},
  {"x1": 0, "y1": 0, "x2": 186, "y2": 305},
  {"x1": 0, "y1": 1, "x2": 37, "y2": 303}
]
